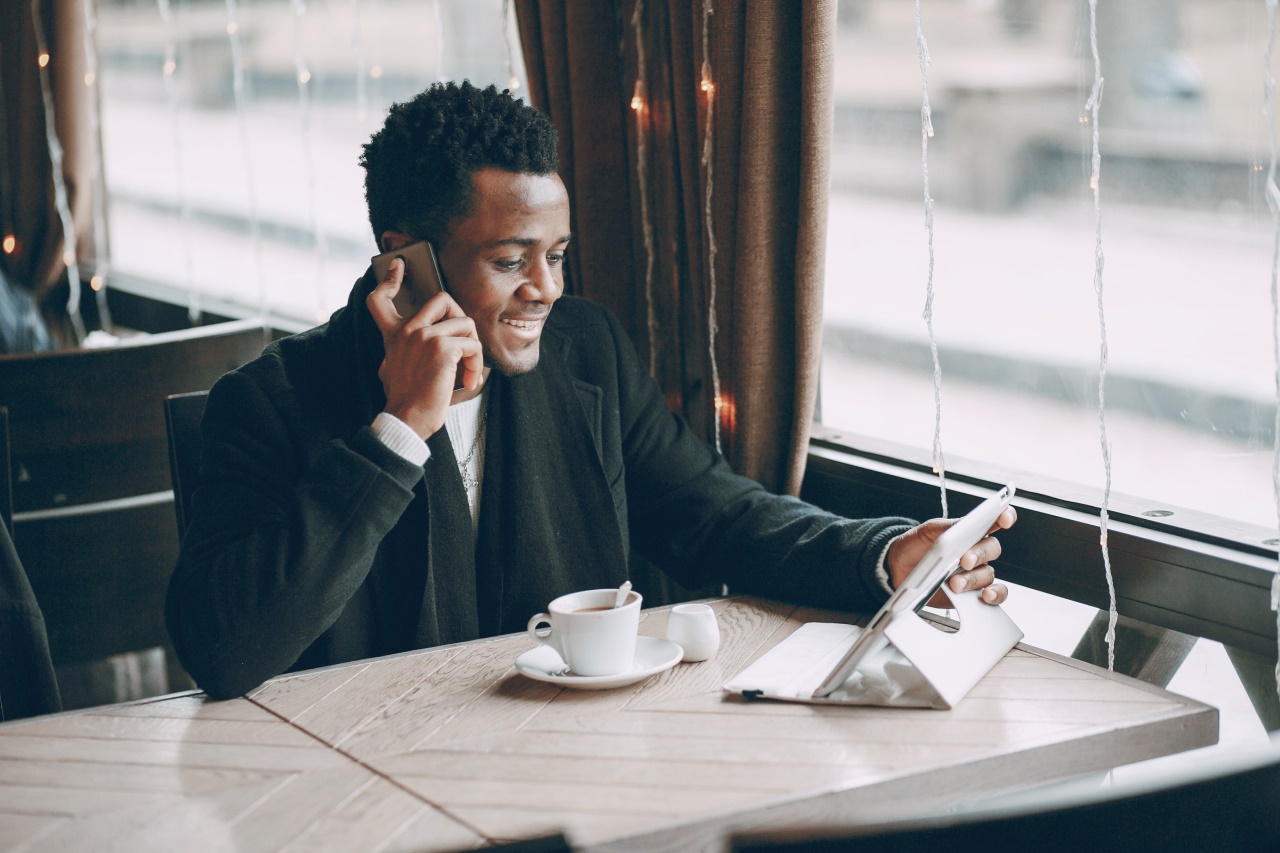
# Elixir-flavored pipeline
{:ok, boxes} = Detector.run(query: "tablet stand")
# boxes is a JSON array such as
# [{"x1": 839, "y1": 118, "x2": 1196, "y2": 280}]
[{"x1": 883, "y1": 584, "x2": 1024, "y2": 709}]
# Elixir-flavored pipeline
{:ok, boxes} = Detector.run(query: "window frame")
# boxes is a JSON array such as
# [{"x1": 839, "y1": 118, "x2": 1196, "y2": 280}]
[{"x1": 802, "y1": 425, "x2": 1279, "y2": 659}]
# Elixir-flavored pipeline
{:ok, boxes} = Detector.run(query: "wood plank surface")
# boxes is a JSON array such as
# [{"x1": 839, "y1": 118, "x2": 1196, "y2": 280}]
[
  {"x1": 242, "y1": 597, "x2": 1214, "y2": 851},
  {"x1": 0, "y1": 597, "x2": 1217, "y2": 853},
  {"x1": 0, "y1": 695, "x2": 482, "y2": 853}
]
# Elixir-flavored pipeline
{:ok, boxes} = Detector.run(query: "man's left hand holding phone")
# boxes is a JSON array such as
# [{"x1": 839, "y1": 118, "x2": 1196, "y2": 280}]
[{"x1": 366, "y1": 240, "x2": 485, "y2": 441}]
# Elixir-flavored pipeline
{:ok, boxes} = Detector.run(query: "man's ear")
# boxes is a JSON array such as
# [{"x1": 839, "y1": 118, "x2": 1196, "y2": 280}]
[{"x1": 380, "y1": 231, "x2": 414, "y2": 253}]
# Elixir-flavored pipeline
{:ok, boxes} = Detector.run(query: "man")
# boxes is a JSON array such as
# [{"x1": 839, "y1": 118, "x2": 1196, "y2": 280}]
[{"x1": 166, "y1": 82, "x2": 1012, "y2": 700}]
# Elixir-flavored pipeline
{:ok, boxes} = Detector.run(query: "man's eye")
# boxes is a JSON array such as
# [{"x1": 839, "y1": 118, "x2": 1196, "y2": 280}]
[
  {"x1": 494, "y1": 259, "x2": 522, "y2": 271},
  {"x1": 548, "y1": 253, "x2": 566, "y2": 265}
]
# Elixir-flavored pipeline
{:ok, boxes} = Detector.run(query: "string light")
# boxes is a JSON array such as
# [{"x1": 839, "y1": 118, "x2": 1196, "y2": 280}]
[
  {"x1": 30, "y1": 0, "x2": 86, "y2": 343},
  {"x1": 1262, "y1": 0, "x2": 1280, "y2": 699},
  {"x1": 433, "y1": 0, "x2": 445, "y2": 82},
  {"x1": 630, "y1": 0, "x2": 658, "y2": 376},
  {"x1": 501, "y1": 0, "x2": 521, "y2": 95},
  {"x1": 915, "y1": 0, "x2": 947, "y2": 518},
  {"x1": 714, "y1": 393, "x2": 737, "y2": 434},
  {"x1": 701, "y1": 0, "x2": 722, "y2": 453},
  {"x1": 292, "y1": 0, "x2": 327, "y2": 321},
  {"x1": 82, "y1": 0, "x2": 113, "y2": 331},
  {"x1": 1085, "y1": 0, "x2": 1117, "y2": 672},
  {"x1": 351, "y1": 0, "x2": 368, "y2": 121},
  {"x1": 224, "y1": 0, "x2": 268, "y2": 328},
  {"x1": 158, "y1": 0, "x2": 198, "y2": 324},
  {"x1": 0, "y1": 53, "x2": 11, "y2": 257}
]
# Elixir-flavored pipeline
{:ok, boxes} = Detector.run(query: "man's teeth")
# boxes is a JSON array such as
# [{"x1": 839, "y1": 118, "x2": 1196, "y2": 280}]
[{"x1": 501, "y1": 318, "x2": 538, "y2": 330}]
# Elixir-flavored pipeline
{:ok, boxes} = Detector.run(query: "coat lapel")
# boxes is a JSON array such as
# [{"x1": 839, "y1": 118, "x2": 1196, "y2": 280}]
[{"x1": 475, "y1": 333, "x2": 630, "y2": 636}]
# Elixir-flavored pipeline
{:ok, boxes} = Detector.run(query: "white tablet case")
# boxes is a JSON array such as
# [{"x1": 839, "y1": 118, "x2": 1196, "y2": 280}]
[{"x1": 724, "y1": 585, "x2": 1024, "y2": 710}]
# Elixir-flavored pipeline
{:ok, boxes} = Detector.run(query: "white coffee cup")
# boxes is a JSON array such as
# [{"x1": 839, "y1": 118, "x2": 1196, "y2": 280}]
[
  {"x1": 526, "y1": 588, "x2": 642, "y2": 677},
  {"x1": 664, "y1": 603, "x2": 720, "y2": 662}
]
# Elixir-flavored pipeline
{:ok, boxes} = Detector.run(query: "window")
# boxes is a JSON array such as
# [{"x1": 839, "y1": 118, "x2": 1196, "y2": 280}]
[
  {"x1": 820, "y1": 0, "x2": 1277, "y2": 765},
  {"x1": 96, "y1": 0, "x2": 526, "y2": 326},
  {"x1": 822, "y1": 0, "x2": 1274, "y2": 534}
]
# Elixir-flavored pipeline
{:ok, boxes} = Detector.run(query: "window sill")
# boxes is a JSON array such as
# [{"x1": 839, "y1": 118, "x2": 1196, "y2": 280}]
[{"x1": 803, "y1": 425, "x2": 1279, "y2": 658}]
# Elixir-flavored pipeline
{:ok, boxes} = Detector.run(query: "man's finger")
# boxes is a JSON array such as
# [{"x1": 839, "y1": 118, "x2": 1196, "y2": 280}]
[
  {"x1": 981, "y1": 583, "x2": 1008, "y2": 605},
  {"x1": 367, "y1": 258, "x2": 405, "y2": 333},
  {"x1": 959, "y1": 534, "x2": 1002, "y2": 571},
  {"x1": 985, "y1": 506, "x2": 1017, "y2": 535},
  {"x1": 949, "y1": 564, "x2": 995, "y2": 593},
  {"x1": 459, "y1": 346, "x2": 485, "y2": 390},
  {"x1": 401, "y1": 290, "x2": 471, "y2": 335}
]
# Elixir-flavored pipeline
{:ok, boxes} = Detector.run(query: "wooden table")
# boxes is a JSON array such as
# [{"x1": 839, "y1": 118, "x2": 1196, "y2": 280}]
[{"x1": 0, "y1": 597, "x2": 1217, "y2": 852}]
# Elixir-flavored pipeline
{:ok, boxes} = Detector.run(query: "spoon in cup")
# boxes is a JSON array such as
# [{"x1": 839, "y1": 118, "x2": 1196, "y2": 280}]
[{"x1": 614, "y1": 580, "x2": 633, "y2": 609}]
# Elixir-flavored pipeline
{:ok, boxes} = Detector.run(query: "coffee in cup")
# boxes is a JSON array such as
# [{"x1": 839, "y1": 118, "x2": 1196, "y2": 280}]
[{"x1": 526, "y1": 588, "x2": 642, "y2": 677}]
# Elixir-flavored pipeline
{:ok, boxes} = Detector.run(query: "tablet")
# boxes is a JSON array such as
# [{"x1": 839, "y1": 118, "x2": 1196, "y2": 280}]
[{"x1": 810, "y1": 483, "x2": 1016, "y2": 699}]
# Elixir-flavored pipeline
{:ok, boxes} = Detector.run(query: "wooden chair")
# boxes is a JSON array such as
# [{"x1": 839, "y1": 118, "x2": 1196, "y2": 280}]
[
  {"x1": 164, "y1": 391, "x2": 209, "y2": 540},
  {"x1": 1, "y1": 320, "x2": 267, "y2": 707},
  {"x1": 1, "y1": 407, "x2": 11, "y2": 537},
  {"x1": 730, "y1": 740, "x2": 1280, "y2": 853},
  {"x1": 0, "y1": 319, "x2": 266, "y2": 514}
]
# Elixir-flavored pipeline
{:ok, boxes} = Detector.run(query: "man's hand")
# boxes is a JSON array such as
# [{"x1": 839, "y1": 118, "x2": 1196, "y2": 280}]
[
  {"x1": 366, "y1": 258, "x2": 485, "y2": 439},
  {"x1": 886, "y1": 507, "x2": 1017, "y2": 607}
]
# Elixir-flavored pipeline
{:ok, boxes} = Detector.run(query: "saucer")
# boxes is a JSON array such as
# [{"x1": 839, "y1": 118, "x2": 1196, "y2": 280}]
[{"x1": 515, "y1": 637, "x2": 683, "y2": 690}]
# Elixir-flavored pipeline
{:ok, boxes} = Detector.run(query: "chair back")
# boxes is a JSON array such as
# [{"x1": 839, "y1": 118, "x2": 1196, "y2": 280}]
[
  {"x1": 164, "y1": 391, "x2": 209, "y2": 540},
  {"x1": 730, "y1": 740, "x2": 1280, "y2": 853},
  {"x1": 0, "y1": 320, "x2": 266, "y2": 684},
  {"x1": 0, "y1": 319, "x2": 266, "y2": 513},
  {"x1": 1, "y1": 407, "x2": 11, "y2": 537}
]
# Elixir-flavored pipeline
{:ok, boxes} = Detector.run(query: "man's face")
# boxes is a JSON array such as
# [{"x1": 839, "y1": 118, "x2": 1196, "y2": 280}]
[{"x1": 435, "y1": 169, "x2": 571, "y2": 377}]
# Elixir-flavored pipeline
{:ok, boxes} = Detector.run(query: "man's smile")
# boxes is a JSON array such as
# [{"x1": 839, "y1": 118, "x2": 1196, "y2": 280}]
[{"x1": 499, "y1": 316, "x2": 544, "y2": 331}]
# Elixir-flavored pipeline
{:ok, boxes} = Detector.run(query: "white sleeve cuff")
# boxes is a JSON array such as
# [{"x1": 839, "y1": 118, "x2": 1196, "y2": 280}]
[
  {"x1": 371, "y1": 412, "x2": 430, "y2": 466},
  {"x1": 875, "y1": 533, "x2": 906, "y2": 595}
]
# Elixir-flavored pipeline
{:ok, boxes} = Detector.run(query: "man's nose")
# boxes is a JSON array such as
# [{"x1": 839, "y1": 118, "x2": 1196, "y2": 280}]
[{"x1": 520, "y1": 258, "x2": 561, "y2": 302}]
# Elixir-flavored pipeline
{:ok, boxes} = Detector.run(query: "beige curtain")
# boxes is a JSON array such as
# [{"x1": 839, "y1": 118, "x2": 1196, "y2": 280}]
[
  {"x1": 0, "y1": 0, "x2": 95, "y2": 342},
  {"x1": 516, "y1": 0, "x2": 835, "y2": 497}
]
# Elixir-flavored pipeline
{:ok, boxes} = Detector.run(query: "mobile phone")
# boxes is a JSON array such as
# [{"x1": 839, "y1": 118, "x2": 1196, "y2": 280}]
[{"x1": 371, "y1": 240, "x2": 446, "y2": 318}]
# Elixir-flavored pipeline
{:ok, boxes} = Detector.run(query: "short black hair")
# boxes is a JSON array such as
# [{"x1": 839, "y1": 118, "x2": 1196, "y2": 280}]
[{"x1": 360, "y1": 81, "x2": 559, "y2": 248}]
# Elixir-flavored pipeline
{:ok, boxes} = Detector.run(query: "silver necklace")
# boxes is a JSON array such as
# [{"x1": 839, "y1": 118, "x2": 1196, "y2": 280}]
[{"x1": 459, "y1": 404, "x2": 488, "y2": 491}]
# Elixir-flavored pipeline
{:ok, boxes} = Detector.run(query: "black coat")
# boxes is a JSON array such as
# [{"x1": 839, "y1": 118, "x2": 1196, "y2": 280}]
[
  {"x1": 167, "y1": 272, "x2": 913, "y2": 699},
  {"x1": 0, "y1": 521, "x2": 61, "y2": 721}
]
